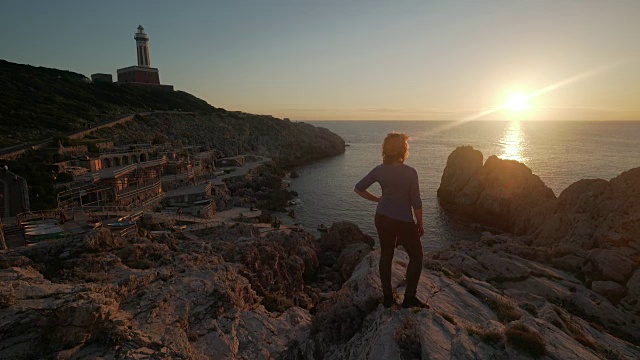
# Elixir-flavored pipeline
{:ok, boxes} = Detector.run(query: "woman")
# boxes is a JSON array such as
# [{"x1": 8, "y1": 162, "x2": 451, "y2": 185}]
[{"x1": 354, "y1": 132, "x2": 426, "y2": 308}]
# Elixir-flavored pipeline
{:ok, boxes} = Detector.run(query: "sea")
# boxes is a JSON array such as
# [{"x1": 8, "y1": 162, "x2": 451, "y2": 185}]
[{"x1": 286, "y1": 121, "x2": 640, "y2": 251}]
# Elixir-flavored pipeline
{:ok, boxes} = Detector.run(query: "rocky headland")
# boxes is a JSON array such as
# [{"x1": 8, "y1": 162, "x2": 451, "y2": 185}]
[
  {"x1": 91, "y1": 113, "x2": 345, "y2": 168},
  {"x1": 1, "y1": 147, "x2": 639, "y2": 359}
]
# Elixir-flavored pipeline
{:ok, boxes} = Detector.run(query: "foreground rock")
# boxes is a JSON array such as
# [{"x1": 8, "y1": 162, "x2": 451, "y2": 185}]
[
  {"x1": 0, "y1": 221, "x2": 375, "y2": 359},
  {"x1": 284, "y1": 244, "x2": 640, "y2": 359},
  {"x1": 0, "y1": 228, "x2": 316, "y2": 359},
  {"x1": 315, "y1": 221, "x2": 376, "y2": 291},
  {"x1": 1, "y1": 199, "x2": 638, "y2": 359}
]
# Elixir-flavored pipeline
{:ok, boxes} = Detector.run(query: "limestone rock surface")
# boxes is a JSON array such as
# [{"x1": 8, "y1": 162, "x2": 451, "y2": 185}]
[
  {"x1": 438, "y1": 147, "x2": 640, "y2": 315},
  {"x1": 0, "y1": 228, "x2": 314, "y2": 359}
]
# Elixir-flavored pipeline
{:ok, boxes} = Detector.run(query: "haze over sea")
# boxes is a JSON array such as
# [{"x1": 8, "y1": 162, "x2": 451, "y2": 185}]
[{"x1": 289, "y1": 120, "x2": 640, "y2": 250}]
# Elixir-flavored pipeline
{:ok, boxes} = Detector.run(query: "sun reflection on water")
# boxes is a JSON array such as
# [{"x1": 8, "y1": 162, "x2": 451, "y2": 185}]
[{"x1": 499, "y1": 121, "x2": 527, "y2": 163}]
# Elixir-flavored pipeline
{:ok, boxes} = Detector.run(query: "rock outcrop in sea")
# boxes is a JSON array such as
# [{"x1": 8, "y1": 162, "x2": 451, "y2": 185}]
[
  {"x1": 437, "y1": 146, "x2": 556, "y2": 235},
  {"x1": 1, "y1": 147, "x2": 639, "y2": 359}
]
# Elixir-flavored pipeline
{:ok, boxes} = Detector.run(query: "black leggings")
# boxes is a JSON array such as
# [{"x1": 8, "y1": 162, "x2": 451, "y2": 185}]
[{"x1": 375, "y1": 213, "x2": 423, "y2": 298}]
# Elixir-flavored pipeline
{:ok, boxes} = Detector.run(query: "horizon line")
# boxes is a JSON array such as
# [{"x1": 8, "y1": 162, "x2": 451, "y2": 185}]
[{"x1": 297, "y1": 118, "x2": 640, "y2": 122}]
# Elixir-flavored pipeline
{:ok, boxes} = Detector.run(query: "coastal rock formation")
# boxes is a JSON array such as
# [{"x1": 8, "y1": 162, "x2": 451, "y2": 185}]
[
  {"x1": 438, "y1": 147, "x2": 640, "y2": 330},
  {"x1": 93, "y1": 112, "x2": 346, "y2": 167},
  {"x1": 438, "y1": 147, "x2": 640, "y2": 251},
  {"x1": 224, "y1": 163, "x2": 298, "y2": 211},
  {"x1": 437, "y1": 146, "x2": 556, "y2": 234},
  {"x1": 316, "y1": 221, "x2": 376, "y2": 290},
  {"x1": 214, "y1": 226, "x2": 320, "y2": 311},
  {"x1": 528, "y1": 167, "x2": 640, "y2": 250}
]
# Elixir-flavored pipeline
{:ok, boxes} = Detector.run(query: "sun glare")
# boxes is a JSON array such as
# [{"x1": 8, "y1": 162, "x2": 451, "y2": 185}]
[{"x1": 505, "y1": 94, "x2": 530, "y2": 112}]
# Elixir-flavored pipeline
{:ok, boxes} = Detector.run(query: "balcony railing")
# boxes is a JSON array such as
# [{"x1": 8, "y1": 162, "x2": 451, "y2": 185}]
[
  {"x1": 141, "y1": 193, "x2": 165, "y2": 207},
  {"x1": 112, "y1": 164, "x2": 137, "y2": 178},
  {"x1": 115, "y1": 181, "x2": 161, "y2": 200},
  {"x1": 118, "y1": 225, "x2": 138, "y2": 238},
  {"x1": 99, "y1": 143, "x2": 153, "y2": 155},
  {"x1": 138, "y1": 158, "x2": 166, "y2": 168}
]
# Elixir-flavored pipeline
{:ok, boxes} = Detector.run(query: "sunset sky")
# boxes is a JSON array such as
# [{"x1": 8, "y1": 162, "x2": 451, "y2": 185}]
[{"x1": 1, "y1": 0, "x2": 639, "y2": 121}]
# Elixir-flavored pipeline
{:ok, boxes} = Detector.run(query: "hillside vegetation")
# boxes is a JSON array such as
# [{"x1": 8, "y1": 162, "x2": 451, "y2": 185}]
[{"x1": 0, "y1": 59, "x2": 215, "y2": 148}]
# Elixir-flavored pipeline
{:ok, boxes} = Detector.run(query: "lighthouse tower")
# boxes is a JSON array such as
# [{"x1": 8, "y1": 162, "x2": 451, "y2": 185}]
[
  {"x1": 135, "y1": 25, "x2": 151, "y2": 67},
  {"x1": 116, "y1": 25, "x2": 164, "y2": 87}
]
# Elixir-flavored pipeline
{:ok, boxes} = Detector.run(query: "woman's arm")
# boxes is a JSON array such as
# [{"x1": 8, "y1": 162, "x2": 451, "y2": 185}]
[
  {"x1": 354, "y1": 167, "x2": 379, "y2": 203},
  {"x1": 410, "y1": 169, "x2": 424, "y2": 236},
  {"x1": 354, "y1": 188, "x2": 380, "y2": 203},
  {"x1": 414, "y1": 207, "x2": 424, "y2": 237}
]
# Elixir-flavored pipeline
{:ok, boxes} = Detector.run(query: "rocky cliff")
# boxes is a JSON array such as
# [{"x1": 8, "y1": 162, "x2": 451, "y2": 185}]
[{"x1": 91, "y1": 112, "x2": 345, "y2": 167}]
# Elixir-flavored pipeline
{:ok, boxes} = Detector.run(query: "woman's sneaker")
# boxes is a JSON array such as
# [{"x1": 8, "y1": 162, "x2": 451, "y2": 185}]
[{"x1": 402, "y1": 295, "x2": 428, "y2": 309}]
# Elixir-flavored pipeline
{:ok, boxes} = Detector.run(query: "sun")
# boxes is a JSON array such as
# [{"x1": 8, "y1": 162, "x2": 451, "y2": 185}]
[{"x1": 505, "y1": 94, "x2": 530, "y2": 112}]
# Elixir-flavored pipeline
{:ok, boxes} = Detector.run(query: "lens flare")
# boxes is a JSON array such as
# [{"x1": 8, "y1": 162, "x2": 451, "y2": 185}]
[{"x1": 505, "y1": 94, "x2": 530, "y2": 112}]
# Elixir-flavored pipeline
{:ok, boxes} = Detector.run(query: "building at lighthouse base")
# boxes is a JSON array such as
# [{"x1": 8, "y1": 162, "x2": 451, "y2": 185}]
[
  {"x1": 116, "y1": 66, "x2": 173, "y2": 91},
  {"x1": 117, "y1": 65, "x2": 160, "y2": 84}
]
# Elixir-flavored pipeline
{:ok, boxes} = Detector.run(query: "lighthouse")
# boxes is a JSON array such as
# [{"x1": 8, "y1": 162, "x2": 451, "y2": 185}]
[
  {"x1": 116, "y1": 25, "x2": 169, "y2": 88},
  {"x1": 135, "y1": 25, "x2": 151, "y2": 67}
]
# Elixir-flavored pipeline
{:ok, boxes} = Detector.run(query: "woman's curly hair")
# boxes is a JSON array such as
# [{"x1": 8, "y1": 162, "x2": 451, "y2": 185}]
[{"x1": 382, "y1": 132, "x2": 409, "y2": 164}]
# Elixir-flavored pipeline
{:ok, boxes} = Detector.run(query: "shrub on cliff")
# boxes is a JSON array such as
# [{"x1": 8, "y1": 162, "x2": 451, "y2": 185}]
[
  {"x1": 505, "y1": 323, "x2": 546, "y2": 357},
  {"x1": 394, "y1": 317, "x2": 422, "y2": 359},
  {"x1": 0, "y1": 284, "x2": 16, "y2": 308}
]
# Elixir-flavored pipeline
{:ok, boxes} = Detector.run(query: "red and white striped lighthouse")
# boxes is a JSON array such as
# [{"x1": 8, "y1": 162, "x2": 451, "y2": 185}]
[{"x1": 135, "y1": 25, "x2": 151, "y2": 67}]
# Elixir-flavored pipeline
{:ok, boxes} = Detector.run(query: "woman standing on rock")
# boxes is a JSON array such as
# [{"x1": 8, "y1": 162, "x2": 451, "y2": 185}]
[{"x1": 354, "y1": 132, "x2": 426, "y2": 308}]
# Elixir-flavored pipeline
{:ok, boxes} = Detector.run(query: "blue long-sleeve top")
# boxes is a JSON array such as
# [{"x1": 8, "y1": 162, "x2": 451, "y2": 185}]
[{"x1": 355, "y1": 163, "x2": 422, "y2": 222}]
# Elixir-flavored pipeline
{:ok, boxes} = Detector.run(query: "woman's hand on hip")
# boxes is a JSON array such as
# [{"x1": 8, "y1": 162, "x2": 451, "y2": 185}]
[{"x1": 417, "y1": 223, "x2": 425, "y2": 237}]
